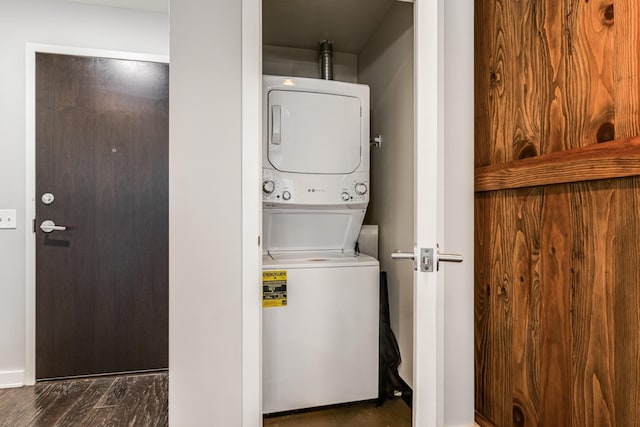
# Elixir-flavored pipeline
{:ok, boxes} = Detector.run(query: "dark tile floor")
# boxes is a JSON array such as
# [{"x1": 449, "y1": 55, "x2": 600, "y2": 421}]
[
  {"x1": 0, "y1": 372, "x2": 411, "y2": 426},
  {"x1": 0, "y1": 372, "x2": 167, "y2": 427}
]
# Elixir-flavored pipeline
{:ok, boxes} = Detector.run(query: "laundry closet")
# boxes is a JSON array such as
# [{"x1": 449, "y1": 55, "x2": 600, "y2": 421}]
[{"x1": 261, "y1": 0, "x2": 415, "y2": 414}]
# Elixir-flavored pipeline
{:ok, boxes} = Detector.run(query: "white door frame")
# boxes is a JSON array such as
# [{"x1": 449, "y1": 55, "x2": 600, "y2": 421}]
[
  {"x1": 239, "y1": 0, "x2": 474, "y2": 425},
  {"x1": 413, "y1": 0, "x2": 476, "y2": 425},
  {"x1": 442, "y1": 0, "x2": 476, "y2": 424},
  {"x1": 413, "y1": 0, "x2": 446, "y2": 424},
  {"x1": 240, "y1": 0, "x2": 263, "y2": 424},
  {"x1": 24, "y1": 43, "x2": 169, "y2": 385}
]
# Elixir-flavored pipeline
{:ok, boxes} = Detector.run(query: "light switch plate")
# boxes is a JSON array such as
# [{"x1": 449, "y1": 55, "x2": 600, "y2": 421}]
[{"x1": 0, "y1": 209, "x2": 17, "y2": 229}]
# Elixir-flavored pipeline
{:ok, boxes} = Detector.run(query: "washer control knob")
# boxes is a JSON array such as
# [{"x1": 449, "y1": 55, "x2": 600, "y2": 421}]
[
  {"x1": 263, "y1": 180, "x2": 275, "y2": 194},
  {"x1": 355, "y1": 183, "x2": 368, "y2": 195},
  {"x1": 282, "y1": 191, "x2": 291, "y2": 200},
  {"x1": 341, "y1": 192, "x2": 350, "y2": 202}
]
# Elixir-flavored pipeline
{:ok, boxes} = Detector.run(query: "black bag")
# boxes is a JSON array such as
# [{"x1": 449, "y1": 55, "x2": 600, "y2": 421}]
[{"x1": 378, "y1": 271, "x2": 407, "y2": 404}]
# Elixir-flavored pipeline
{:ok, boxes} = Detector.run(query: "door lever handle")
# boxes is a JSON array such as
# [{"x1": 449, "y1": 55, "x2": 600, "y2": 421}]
[
  {"x1": 391, "y1": 250, "x2": 415, "y2": 261},
  {"x1": 392, "y1": 248, "x2": 463, "y2": 272},
  {"x1": 40, "y1": 220, "x2": 67, "y2": 233},
  {"x1": 391, "y1": 250, "x2": 419, "y2": 271},
  {"x1": 438, "y1": 253, "x2": 463, "y2": 264}
]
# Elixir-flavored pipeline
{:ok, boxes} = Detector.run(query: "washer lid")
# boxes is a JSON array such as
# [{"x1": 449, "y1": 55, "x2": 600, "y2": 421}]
[
  {"x1": 263, "y1": 208, "x2": 365, "y2": 253},
  {"x1": 263, "y1": 251, "x2": 379, "y2": 269},
  {"x1": 267, "y1": 89, "x2": 362, "y2": 174}
]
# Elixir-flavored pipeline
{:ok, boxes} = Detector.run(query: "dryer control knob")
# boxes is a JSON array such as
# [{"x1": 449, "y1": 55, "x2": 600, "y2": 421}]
[
  {"x1": 355, "y1": 183, "x2": 368, "y2": 195},
  {"x1": 340, "y1": 192, "x2": 350, "y2": 202},
  {"x1": 263, "y1": 180, "x2": 275, "y2": 194},
  {"x1": 282, "y1": 191, "x2": 291, "y2": 200}
]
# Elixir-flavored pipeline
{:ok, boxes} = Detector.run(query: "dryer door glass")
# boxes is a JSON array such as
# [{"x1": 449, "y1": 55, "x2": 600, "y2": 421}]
[{"x1": 267, "y1": 90, "x2": 362, "y2": 174}]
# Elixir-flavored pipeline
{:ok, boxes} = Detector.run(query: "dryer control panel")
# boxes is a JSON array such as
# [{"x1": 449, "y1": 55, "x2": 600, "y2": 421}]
[{"x1": 262, "y1": 169, "x2": 369, "y2": 207}]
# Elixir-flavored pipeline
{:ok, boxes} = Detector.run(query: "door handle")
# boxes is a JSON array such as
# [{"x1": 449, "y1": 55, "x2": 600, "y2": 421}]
[
  {"x1": 438, "y1": 252, "x2": 463, "y2": 264},
  {"x1": 392, "y1": 248, "x2": 463, "y2": 272},
  {"x1": 40, "y1": 220, "x2": 67, "y2": 233},
  {"x1": 391, "y1": 250, "x2": 415, "y2": 261},
  {"x1": 271, "y1": 105, "x2": 282, "y2": 145},
  {"x1": 391, "y1": 249, "x2": 420, "y2": 271}
]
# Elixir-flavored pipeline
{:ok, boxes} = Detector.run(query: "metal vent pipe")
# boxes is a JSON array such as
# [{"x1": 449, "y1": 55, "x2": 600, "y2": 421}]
[{"x1": 319, "y1": 40, "x2": 334, "y2": 80}]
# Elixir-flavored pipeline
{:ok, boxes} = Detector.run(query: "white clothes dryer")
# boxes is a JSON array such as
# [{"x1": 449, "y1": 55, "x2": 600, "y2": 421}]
[{"x1": 262, "y1": 75, "x2": 371, "y2": 210}]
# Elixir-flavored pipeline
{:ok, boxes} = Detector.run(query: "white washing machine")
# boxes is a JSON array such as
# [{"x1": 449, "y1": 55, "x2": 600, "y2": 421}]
[
  {"x1": 261, "y1": 75, "x2": 379, "y2": 414},
  {"x1": 262, "y1": 252, "x2": 379, "y2": 414}
]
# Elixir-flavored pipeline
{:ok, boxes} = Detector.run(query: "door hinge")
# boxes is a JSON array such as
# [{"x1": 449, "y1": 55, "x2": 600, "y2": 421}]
[{"x1": 32, "y1": 218, "x2": 36, "y2": 233}]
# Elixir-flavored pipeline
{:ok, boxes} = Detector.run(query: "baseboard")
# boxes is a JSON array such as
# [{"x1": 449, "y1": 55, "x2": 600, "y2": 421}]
[
  {"x1": 390, "y1": 378, "x2": 481, "y2": 427},
  {"x1": 0, "y1": 370, "x2": 25, "y2": 389},
  {"x1": 393, "y1": 380, "x2": 478, "y2": 427},
  {"x1": 396, "y1": 377, "x2": 412, "y2": 408}
]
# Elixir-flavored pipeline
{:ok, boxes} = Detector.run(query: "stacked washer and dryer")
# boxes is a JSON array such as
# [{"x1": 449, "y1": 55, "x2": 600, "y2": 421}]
[{"x1": 261, "y1": 75, "x2": 380, "y2": 414}]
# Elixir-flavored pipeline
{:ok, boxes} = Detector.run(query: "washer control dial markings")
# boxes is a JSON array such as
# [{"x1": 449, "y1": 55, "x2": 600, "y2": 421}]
[
  {"x1": 263, "y1": 180, "x2": 275, "y2": 194},
  {"x1": 355, "y1": 183, "x2": 368, "y2": 195}
]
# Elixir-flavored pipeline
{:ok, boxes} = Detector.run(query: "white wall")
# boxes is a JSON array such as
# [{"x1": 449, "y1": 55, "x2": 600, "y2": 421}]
[
  {"x1": 0, "y1": 0, "x2": 168, "y2": 387},
  {"x1": 357, "y1": 2, "x2": 415, "y2": 387},
  {"x1": 263, "y1": 45, "x2": 357, "y2": 83},
  {"x1": 169, "y1": 0, "x2": 249, "y2": 425}
]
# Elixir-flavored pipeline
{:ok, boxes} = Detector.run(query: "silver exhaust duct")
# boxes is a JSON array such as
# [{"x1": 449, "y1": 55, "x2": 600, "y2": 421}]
[{"x1": 319, "y1": 40, "x2": 334, "y2": 80}]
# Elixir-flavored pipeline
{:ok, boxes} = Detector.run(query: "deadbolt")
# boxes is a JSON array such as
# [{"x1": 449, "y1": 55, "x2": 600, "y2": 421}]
[{"x1": 41, "y1": 193, "x2": 55, "y2": 205}]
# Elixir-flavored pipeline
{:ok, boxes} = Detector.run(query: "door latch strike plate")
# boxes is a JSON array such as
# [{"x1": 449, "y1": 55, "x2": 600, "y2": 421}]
[{"x1": 421, "y1": 248, "x2": 434, "y2": 272}]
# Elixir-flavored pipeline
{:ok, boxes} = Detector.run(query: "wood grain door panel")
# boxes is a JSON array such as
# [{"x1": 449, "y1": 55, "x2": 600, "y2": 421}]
[{"x1": 35, "y1": 53, "x2": 169, "y2": 379}]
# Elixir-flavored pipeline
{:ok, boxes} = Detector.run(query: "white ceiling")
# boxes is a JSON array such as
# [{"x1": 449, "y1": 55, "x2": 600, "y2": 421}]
[{"x1": 263, "y1": 0, "x2": 396, "y2": 53}]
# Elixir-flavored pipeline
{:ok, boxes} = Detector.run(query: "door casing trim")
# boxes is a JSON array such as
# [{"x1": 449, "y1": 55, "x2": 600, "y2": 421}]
[
  {"x1": 24, "y1": 43, "x2": 168, "y2": 385},
  {"x1": 240, "y1": 0, "x2": 264, "y2": 423}
]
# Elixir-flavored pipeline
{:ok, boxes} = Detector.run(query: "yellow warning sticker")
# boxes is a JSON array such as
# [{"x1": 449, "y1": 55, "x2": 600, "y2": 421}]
[{"x1": 263, "y1": 270, "x2": 287, "y2": 307}]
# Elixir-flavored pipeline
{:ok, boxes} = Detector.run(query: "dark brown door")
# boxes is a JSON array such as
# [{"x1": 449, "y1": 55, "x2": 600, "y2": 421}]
[{"x1": 35, "y1": 53, "x2": 169, "y2": 379}]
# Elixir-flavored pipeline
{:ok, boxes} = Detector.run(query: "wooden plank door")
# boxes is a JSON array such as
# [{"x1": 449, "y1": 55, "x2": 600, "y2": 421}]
[{"x1": 35, "y1": 53, "x2": 169, "y2": 380}]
